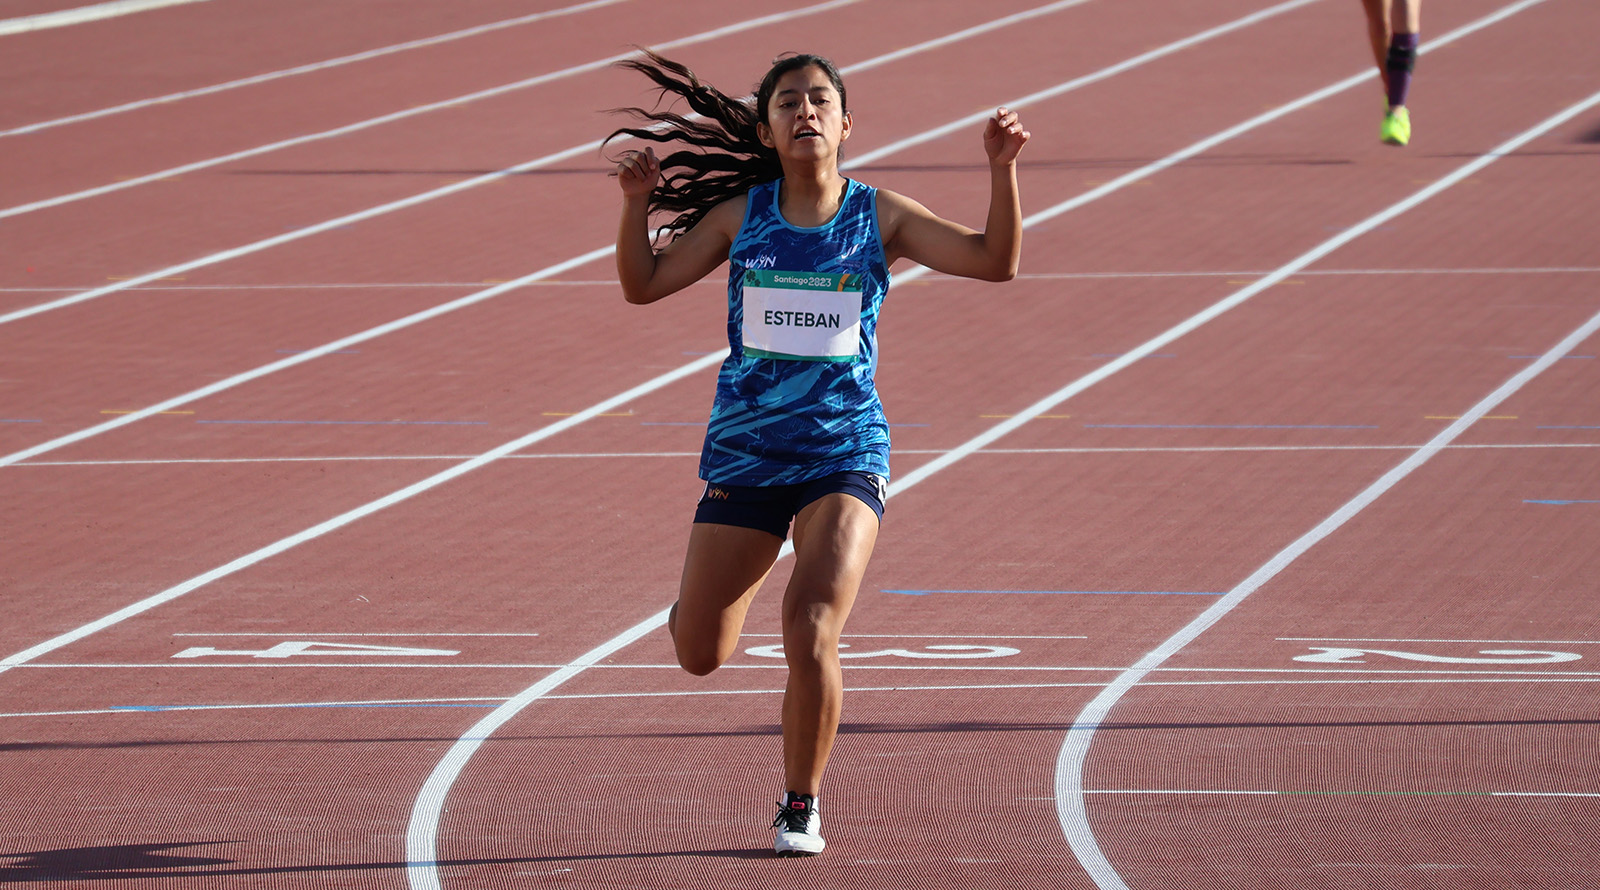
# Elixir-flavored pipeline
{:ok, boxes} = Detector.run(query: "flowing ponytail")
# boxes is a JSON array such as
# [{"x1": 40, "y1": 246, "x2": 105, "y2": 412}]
[{"x1": 605, "y1": 50, "x2": 848, "y2": 243}]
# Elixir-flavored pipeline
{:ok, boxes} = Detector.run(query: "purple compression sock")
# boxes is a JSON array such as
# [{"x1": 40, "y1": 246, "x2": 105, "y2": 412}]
[{"x1": 1385, "y1": 32, "x2": 1419, "y2": 109}]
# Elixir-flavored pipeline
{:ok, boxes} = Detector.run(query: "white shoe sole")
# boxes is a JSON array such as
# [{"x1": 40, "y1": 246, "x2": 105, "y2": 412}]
[{"x1": 775, "y1": 832, "x2": 826, "y2": 856}]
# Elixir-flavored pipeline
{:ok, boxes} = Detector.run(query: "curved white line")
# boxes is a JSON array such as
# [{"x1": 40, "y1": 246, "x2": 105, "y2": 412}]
[
  {"x1": 1054, "y1": 83, "x2": 1600, "y2": 890},
  {"x1": 404, "y1": 606, "x2": 668, "y2": 890}
]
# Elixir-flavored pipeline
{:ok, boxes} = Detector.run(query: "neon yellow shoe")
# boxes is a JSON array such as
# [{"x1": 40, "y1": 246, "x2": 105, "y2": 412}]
[{"x1": 1381, "y1": 106, "x2": 1411, "y2": 146}]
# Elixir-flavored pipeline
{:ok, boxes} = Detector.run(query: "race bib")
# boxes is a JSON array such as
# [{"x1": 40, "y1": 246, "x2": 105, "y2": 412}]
[{"x1": 741, "y1": 269, "x2": 863, "y2": 362}]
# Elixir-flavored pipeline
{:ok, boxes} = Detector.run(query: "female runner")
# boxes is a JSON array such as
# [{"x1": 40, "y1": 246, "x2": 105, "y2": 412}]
[
  {"x1": 609, "y1": 50, "x2": 1028, "y2": 855},
  {"x1": 1360, "y1": 0, "x2": 1423, "y2": 145}
]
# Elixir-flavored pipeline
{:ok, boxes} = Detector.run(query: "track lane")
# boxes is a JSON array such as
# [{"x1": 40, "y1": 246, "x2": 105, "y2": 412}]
[
  {"x1": 0, "y1": 0, "x2": 649, "y2": 131},
  {"x1": 1, "y1": 0, "x2": 1594, "y2": 887},
  {"x1": 0, "y1": 1, "x2": 1344, "y2": 467},
  {"x1": 1049, "y1": 87, "x2": 1600, "y2": 890}
]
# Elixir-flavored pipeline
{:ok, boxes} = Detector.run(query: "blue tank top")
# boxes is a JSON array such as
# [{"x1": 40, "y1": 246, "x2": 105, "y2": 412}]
[{"x1": 700, "y1": 178, "x2": 892, "y2": 485}]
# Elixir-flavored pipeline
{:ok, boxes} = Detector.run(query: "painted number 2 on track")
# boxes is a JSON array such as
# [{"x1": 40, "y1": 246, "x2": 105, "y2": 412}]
[{"x1": 1294, "y1": 646, "x2": 1581, "y2": 665}]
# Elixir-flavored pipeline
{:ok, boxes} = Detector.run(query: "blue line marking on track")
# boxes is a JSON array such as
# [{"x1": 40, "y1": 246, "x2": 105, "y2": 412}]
[
  {"x1": 2, "y1": 418, "x2": 43, "y2": 423},
  {"x1": 1524, "y1": 499, "x2": 1600, "y2": 505},
  {"x1": 1082, "y1": 423, "x2": 1378, "y2": 430},
  {"x1": 195, "y1": 419, "x2": 488, "y2": 426},
  {"x1": 885, "y1": 589, "x2": 1225, "y2": 596}
]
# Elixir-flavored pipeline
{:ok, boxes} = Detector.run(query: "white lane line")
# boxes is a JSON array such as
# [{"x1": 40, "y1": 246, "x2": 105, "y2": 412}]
[
  {"x1": 0, "y1": 0, "x2": 628, "y2": 136},
  {"x1": 0, "y1": 245, "x2": 615, "y2": 468},
  {"x1": 1054, "y1": 86, "x2": 1600, "y2": 890},
  {"x1": 1013, "y1": 266, "x2": 1600, "y2": 280},
  {"x1": 404, "y1": 607, "x2": 669, "y2": 888},
  {"x1": 1086, "y1": 790, "x2": 1600, "y2": 798},
  {"x1": 10, "y1": 672, "x2": 1600, "y2": 720},
  {"x1": 845, "y1": 0, "x2": 1322, "y2": 168},
  {"x1": 170, "y1": 632, "x2": 542, "y2": 637},
  {"x1": 737, "y1": 633, "x2": 1090, "y2": 639},
  {"x1": 860, "y1": 0, "x2": 1558, "y2": 495},
  {"x1": 7, "y1": 265, "x2": 1599, "y2": 294},
  {"x1": 1280, "y1": 637, "x2": 1600, "y2": 645},
  {"x1": 12, "y1": 440, "x2": 1600, "y2": 469},
  {"x1": 0, "y1": 0, "x2": 864, "y2": 223},
  {"x1": 398, "y1": 0, "x2": 1314, "y2": 854},
  {"x1": 0, "y1": 349, "x2": 725, "y2": 677},
  {"x1": 4, "y1": 0, "x2": 1101, "y2": 223},
  {"x1": 0, "y1": 0, "x2": 1311, "y2": 464},
  {"x1": 15, "y1": 663, "x2": 1600, "y2": 676},
  {"x1": 0, "y1": 0, "x2": 1118, "y2": 332},
  {"x1": 0, "y1": 0, "x2": 1298, "y2": 326},
  {"x1": 0, "y1": 0, "x2": 211, "y2": 36},
  {"x1": 0, "y1": 0, "x2": 1533, "y2": 874}
]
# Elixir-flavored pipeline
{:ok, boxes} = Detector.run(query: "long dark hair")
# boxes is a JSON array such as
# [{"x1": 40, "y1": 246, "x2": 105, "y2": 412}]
[{"x1": 605, "y1": 50, "x2": 848, "y2": 243}]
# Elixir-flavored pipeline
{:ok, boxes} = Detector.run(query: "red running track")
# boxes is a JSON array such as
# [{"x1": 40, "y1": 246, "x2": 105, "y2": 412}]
[{"x1": 2, "y1": 0, "x2": 1598, "y2": 887}]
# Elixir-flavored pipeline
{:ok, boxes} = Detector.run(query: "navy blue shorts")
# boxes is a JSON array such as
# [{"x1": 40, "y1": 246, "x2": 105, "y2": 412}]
[{"x1": 694, "y1": 471, "x2": 887, "y2": 540}]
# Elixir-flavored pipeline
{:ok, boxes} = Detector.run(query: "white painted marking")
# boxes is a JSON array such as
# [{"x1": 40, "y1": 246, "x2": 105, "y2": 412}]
[
  {"x1": 0, "y1": 244, "x2": 618, "y2": 467},
  {"x1": 744, "y1": 643, "x2": 1022, "y2": 660},
  {"x1": 0, "y1": 0, "x2": 212, "y2": 36},
  {"x1": 1086, "y1": 789, "x2": 1600, "y2": 798},
  {"x1": 0, "y1": 0, "x2": 1097, "y2": 222},
  {"x1": 739, "y1": 633, "x2": 1087, "y2": 639},
  {"x1": 0, "y1": 0, "x2": 1309, "y2": 326},
  {"x1": 0, "y1": 349, "x2": 724, "y2": 675},
  {"x1": 1011, "y1": 266, "x2": 1600, "y2": 281},
  {"x1": 860, "y1": 2, "x2": 1565, "y2": 502},
  {"x1": 0, "y1": 0, "x2": 1320, "y2": 463},
  {"x1": 8, "y1": 671, "x2": 1600, "y2": 725},
  {"x1": 9, "y1": 673, "x2": 1600, "y2": 721},
  {"x1": 0, "y1": 281, "x2": 619, "y2": 293},
  {"x1": 0, "y1": 0, "x2": 865, "y2": 223},
  {"x1": 1087, "y1": 789, "x2": 1279, "y2": 796},
  {"x1": 1293, "y1": 647, "x2": 1582, "y2": 665},
  {"x1": 0, "y1": 0, "x2": 629, "y2": 136},
  {"x1": 171, "y1": 641, "x2": 459, "y2": 659},
  {"x1": 1280, "y1": 637, "x2": 1600, "y2": 645},
  {"x1": 0, "y1": 0, "x2": 1554, "y2": 882},
  {"x1": 14, "y1": 663, "x2": 1600, "y2": 676},
  {"x1": 404, "y1": 605, "x2": 668, "y2": 888},
  {"x1": 7, "y1": 265, "x2": 1599, "y2": 295},
  {"x1": 846, "y1": 0, "x2": 1322, "y2": 171},
  {"x1": 11, "y1": 440, "x2": 1600, "y2": 469},
  {"x1": 171, "y1": 632, "x2": 539, "y2": 637},
  {"x1": 1055, "y1": 82, "x2": 1600, "y2": 890}
]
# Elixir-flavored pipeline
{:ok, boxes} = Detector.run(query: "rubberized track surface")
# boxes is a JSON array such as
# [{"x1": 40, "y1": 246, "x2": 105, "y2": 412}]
[{"x1": 3, "y1": 0, "x2": 1598, "y2": 887}]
